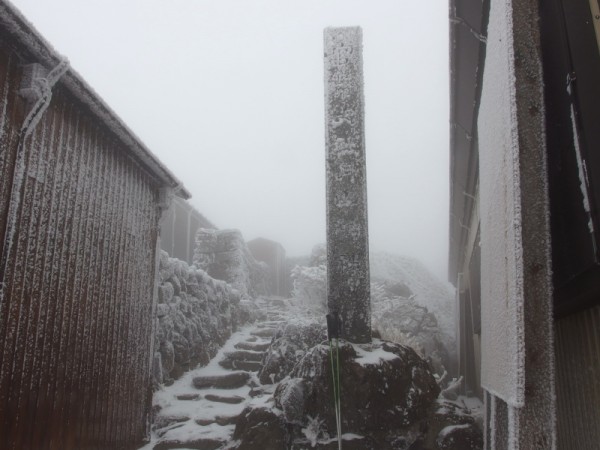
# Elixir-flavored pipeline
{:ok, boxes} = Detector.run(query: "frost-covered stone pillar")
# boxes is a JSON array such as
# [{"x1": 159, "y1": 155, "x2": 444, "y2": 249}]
[{"x1": 324, "y1": 27, "x2": 371, "y2": 344}]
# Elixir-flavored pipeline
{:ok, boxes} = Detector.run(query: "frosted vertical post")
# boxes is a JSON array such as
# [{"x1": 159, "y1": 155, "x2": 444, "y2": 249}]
[{"x1": 324, "y1": 27, "x2": 371, "y2": 344}]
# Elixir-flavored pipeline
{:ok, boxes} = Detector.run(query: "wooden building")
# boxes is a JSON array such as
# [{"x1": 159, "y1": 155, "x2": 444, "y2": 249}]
[
  {"x1": 449, "y1": 0, "x2": 600, "y2": 448},
  {"x1": 0, "y1": 2, "x2": 189, "y2": 449}
]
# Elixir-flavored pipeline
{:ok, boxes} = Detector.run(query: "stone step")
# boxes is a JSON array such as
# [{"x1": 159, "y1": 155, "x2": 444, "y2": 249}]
[
  {"x1": 154, "y1": 415, "x2": 189, "y2": 430},
  {"x1": 235, "y1": 341, "x2": 271, "y2": 352},
  {"x1": 267, "y1": 315, "x2": 287, "y2": 321},
  {"x1": 204, "y1": 393, "x2": 245, "y2": 404},
  {"x1": 195, "y1": 415, "x2": 239, "y2": 426},
  {"x1": 224, "y1": 350, "x2": 265, "y2": 362},
  {"x1": 153, "y1": 438, "x2": 224, "y2": 450},
  {"x1": 155, "y1": 423, "x2": 186, "y2": 439},
  {"x1": 218, "y1": 359, "x2": 262, "y2": 372},
  {"x1": 251, "y1": 328, "x2": 276, "y2": 338},
  {"x1": 175, "y1": 393, "x2": 200, "y2": 401},
  {"x1": 192, "y1": 371, "x2": 250, "y2": 389}
]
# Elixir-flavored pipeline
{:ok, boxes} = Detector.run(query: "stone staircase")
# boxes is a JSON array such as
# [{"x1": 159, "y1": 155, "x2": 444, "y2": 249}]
[{"x1": 140, "y1": 297, "x2": 289, "y2": 450}]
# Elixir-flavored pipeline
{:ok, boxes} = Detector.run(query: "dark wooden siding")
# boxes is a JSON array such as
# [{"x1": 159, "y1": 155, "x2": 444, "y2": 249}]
[
  {"x1": 0, "y1": 42, "x2": 160, "y2": 450},
  {"x1": 555, "y1": 305, "x2": 600, "y2": 449}
]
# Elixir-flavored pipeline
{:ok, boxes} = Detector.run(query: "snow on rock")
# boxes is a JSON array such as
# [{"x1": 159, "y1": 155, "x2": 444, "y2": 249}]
[
  {"x1": 288, "y1": 249, "x2": 455, "y2": 376},
  {"x1": 371, "y1": 281, "x2": 454, "y2": 377},
  {"x1": 436, "y1": 422, "x2": 483, "y2": 449},
  {"x1": 232, "y1": 339, "x2": 441, "y2": 449},
  {"x1": 153, "y1": 251, "x2": 258, "y2": 385},
  {"x1": 194, "y1": 228, "x2": 269, "y2": 298},
  {"x1": 258, "y1": 320, "x2": 327, "y2": 385},
  {"x1": 286, "y1": 339, "x2": 440, "y2": 433},
  {"x1": 233, "y1": 406, "x2": 290, "y2": 450},
  {"x1": 369, "y1": 251, "x2": 455, "y2": 339}
]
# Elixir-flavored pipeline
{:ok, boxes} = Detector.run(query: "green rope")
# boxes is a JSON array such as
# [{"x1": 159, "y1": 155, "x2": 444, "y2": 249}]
[{"x1": 329, "y1": 338, "x2": 342, "y2": 450}]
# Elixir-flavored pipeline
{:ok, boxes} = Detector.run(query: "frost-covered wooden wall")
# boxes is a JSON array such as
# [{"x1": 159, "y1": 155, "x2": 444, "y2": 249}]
[{"x1": 0, "y1": 2, "x2": 188, "y2": 449}]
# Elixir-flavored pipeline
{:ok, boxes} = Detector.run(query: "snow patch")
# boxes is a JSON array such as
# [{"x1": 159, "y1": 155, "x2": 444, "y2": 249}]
[{"x1": 353, "y1": 340, "x2": 399, "y2": 366}]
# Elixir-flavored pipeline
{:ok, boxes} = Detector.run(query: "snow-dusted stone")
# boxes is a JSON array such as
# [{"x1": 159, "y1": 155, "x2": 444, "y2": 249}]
[
  {"x1": 411, "y1": 399, "x2": 483, "y2": 449},
  {"x1": 193, "y1": 228, "x2": 269, "y2": 297},
  {"x1": 271, "y1": 339, "x2": 439, "y2": 447},
  {"x1": 169, "y1": 275, "x2": 182, "y2": 296},
  {"x1": 274, "y1": 378, "x2": 305, "y2": 425},
  {"x1": 370, "y1": 284, "x2": 453, "y2": 377},
  {"x1": 192, "y1": 371, "x2": 251, "y2": 389},
  {"x1": 152, "y1": 253, "x2": 258, "y2": 386},
  {"x1": 383, "y1": 281, "x2": 413, "y2": 298},
  {"x1": 324, "y1": 27, "x2": 371, "y2": 344},
  {"x1": 218, "y1": 359, "x2": 262, "y2": 372},
  {"x1": 153, "y1": 438, "x2": 224, "y2": 450},
  {"x1": 203, "y1": 394, "x2": 245, "y2": 404},
  {"x1": 156, "y1": 303, "x2": 170, "y2": 318},
  {"x1": 258, "y1": 321, "x2": 327, "y2": 384},
  {"x1": 235, "y1": 341, "x2": 271, "y2": 352},
  {"x1": 154, "y1": 415, "x2": 190, "y2": 430},
  {"x1": 436, "y1": 423, "x2": 483, "y2": 450},
  {"x1": 289, "y1": 436, "x2": 379, "y2": 450},
  {"x1": 233, "y1": 406, "x2": 290, "y2": 450},
  {"x1": 159, "y1": 250, "x2": 175, "y2": 281},
  {"x1": 158, "y1": 282, "x2": 174, "y2": 304},
  {"x1": 250, "y1": 328, "x2": 275, "y2": 338}
]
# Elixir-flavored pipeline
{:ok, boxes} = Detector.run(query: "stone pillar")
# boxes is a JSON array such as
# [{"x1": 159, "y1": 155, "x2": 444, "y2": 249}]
[{"x1": 324, "y1": 27, "x2": 371, "y2": 344}]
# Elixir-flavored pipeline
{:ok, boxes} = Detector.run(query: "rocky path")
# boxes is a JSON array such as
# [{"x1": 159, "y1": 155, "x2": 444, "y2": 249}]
[{"x1": 139, "y1": 297, "x2": 290, "y2": 450}]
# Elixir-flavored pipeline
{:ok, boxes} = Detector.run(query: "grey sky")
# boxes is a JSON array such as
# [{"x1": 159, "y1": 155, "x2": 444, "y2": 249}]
[{"x1": 10, "y1": 0, "x2": 449, "y2": 279}]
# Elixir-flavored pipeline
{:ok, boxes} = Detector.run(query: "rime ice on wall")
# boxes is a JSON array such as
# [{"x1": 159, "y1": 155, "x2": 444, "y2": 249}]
[
  {"x1": 324, "y1": 27, "x2": 371, "y2": 343},
  {"x1": 193, "y1": 228, "x2": 269, "y2": 298},
  {"x1": 153, "y1": 252, "x2": 256, "y2": 385}
]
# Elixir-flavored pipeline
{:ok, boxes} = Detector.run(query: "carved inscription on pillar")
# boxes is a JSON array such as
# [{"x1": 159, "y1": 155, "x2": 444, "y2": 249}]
[{"x1": 324, "y1": 27, "x2": 371, "y2": 344}]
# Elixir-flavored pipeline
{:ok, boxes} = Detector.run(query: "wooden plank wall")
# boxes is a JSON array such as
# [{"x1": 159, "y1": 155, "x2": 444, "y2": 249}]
[
  {"x1": 555, "y1": 305, "x2": 600, "y2": 449},
  {"x1": 0, "y1": 40, "x2": 160, "y2": 450}
]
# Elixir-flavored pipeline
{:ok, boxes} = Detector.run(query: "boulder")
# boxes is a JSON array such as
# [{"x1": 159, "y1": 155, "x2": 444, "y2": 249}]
[
  {"x1": 383, "y1": 281, "x2": 413, "y2": 298},
  {"x1": 420, "y1": 399, "x2": 483, "y2": 450},
  {"x1": 280, "y1": 339, "x2": 440, "y2": 436},
  {"x1": 233, "y1": 406, "x2": 290, "y2": 450},
  {"x1": 236, "y1": 338, "x2": 480, "y2": 449},
  {"x1": 436, "y1": 423, "x2": 483, "y2": 449},
  {"x1": 258, "y1": 321, "x2": 327, "y2": 384}
]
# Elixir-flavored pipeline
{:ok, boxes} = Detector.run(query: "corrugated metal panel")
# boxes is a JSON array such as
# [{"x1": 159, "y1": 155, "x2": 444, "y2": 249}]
[
  {"x1": 0, "y1": 45, "x2": 160, "y2": 449},
  {"x1": 555, "y1": 305, "x2": 600, "y2": 450}
]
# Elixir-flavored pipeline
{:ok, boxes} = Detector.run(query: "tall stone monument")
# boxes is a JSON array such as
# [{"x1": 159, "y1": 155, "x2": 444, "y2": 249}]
[{"x1": 324, "y1": 27, "x2": 371, "y2": 344}]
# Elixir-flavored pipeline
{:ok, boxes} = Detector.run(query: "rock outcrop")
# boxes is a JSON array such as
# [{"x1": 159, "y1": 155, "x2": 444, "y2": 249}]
[
  {"x1": 371, "y1": 281, "x2": 453, "y2": 377},
  {"x1": 258, "y1": 320, "x2": 327, "y2": 385},
  {"x1": 236, "y1": 339, "x2": 445, "y2": 449}
]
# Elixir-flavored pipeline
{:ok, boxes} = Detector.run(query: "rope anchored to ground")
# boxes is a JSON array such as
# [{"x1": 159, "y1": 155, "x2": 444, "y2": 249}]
[{"x1": 327, "y1": 311, "x2": 343, "y2": 450}]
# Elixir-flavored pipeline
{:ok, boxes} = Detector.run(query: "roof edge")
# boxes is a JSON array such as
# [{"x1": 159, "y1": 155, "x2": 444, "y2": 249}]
[{"x1": 0, "y1": 0, "x2": 191, "y2": 199}]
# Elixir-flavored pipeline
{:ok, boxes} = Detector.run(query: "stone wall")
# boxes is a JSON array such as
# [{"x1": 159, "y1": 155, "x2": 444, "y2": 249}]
[
  {"x1": 194, "y1": 228, "x2": 269, "y2": 298},
  {"x1": 152, "y1": 251, "x2": 257, "y2": 386}
]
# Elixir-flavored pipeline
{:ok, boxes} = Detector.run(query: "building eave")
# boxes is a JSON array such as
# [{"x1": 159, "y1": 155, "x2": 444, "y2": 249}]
[
  {"x1": 0, "y1": 0, "x2": 191, "y2": 199},
  {"x1": 448, "y1": 0, "x2": 490, "y2": 284}
]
